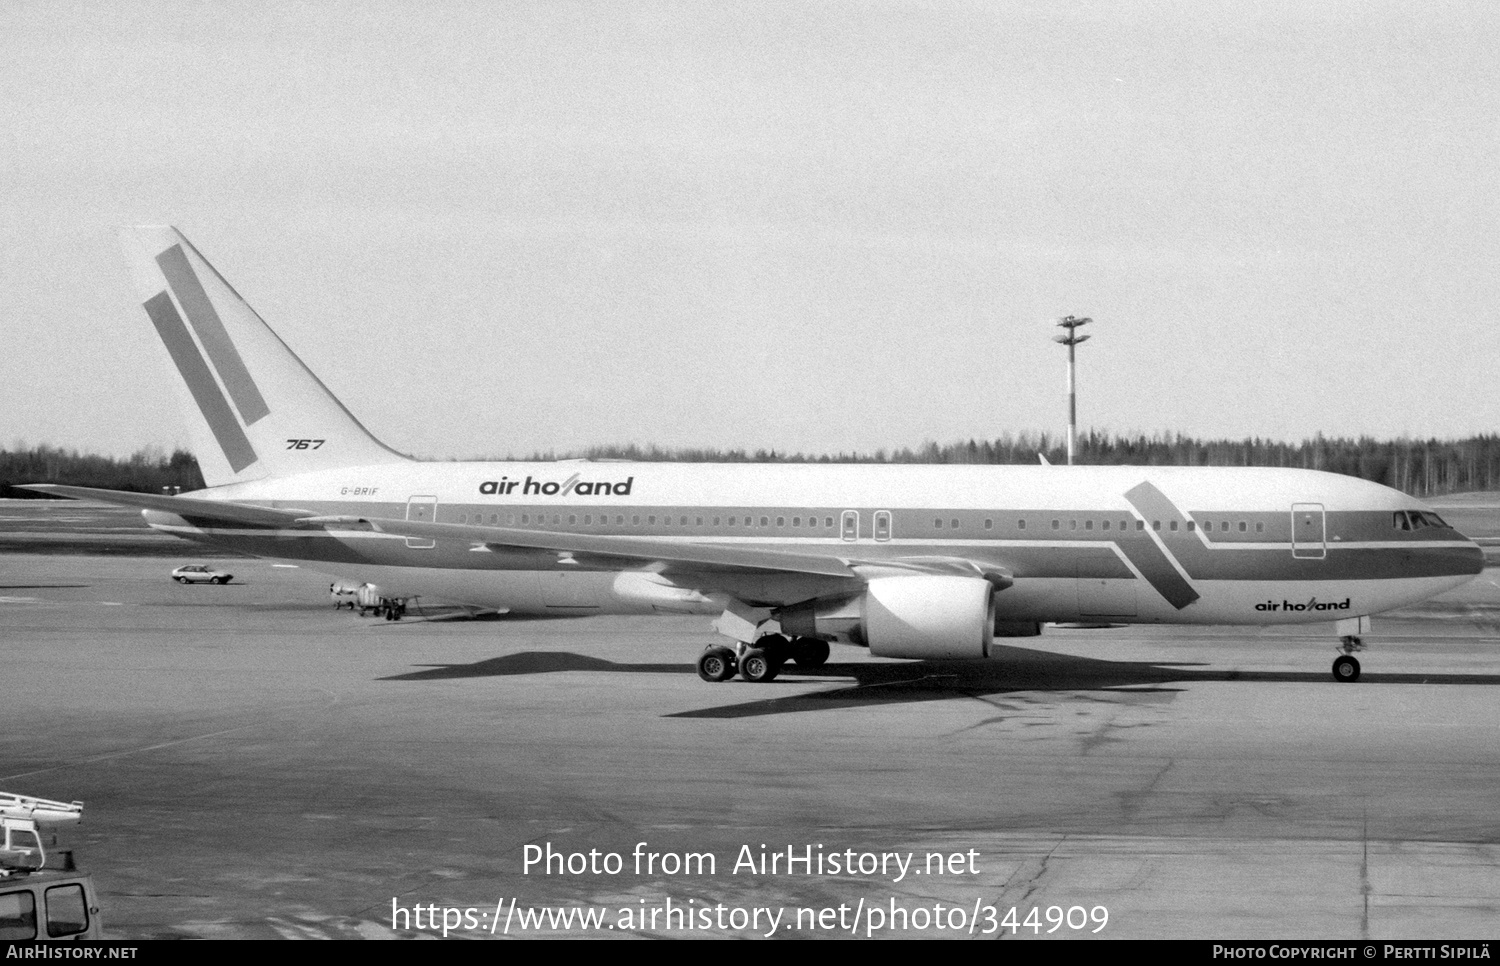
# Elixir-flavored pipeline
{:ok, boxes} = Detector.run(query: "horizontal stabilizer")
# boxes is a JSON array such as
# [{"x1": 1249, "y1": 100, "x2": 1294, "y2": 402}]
[{"x1": 19, "y1": 484, "x2": 311, "y2": 528}]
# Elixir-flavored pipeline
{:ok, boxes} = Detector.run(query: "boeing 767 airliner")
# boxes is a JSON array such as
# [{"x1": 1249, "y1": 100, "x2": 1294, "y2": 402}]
[{"x1": 27, "y1": 227, "x2": 1485, "y2": 684}]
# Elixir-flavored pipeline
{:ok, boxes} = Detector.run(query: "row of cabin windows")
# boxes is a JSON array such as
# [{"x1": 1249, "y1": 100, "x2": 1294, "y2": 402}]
[
  {"x1": 453, "y1": 512, "x2": 841, "y2": 529},
  {"x1": 932, "y1": 517, "x2": 1267, "y2": 534},
  {"x1": 448, "y1": 511, "x2": 1269, "y2": 535}
]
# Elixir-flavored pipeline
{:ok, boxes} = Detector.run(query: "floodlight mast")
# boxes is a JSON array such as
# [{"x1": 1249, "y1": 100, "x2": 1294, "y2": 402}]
[{"x1": 1052, "y1": 316, "x2": 1092, "y2": 465}]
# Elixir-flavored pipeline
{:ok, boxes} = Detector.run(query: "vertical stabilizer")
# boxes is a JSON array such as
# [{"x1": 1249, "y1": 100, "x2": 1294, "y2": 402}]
[{"x1": 120, "y1": 226, "x2": 408, "y2": 487}]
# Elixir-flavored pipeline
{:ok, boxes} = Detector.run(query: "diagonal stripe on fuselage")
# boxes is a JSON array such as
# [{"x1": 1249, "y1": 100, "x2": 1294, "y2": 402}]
[{"x1": 1113, "y1": 481, "x2": 1202, "y2": 609}]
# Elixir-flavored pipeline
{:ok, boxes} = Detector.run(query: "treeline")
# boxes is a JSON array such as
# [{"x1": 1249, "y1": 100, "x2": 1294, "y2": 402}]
[
  {"x1": 556, "y1": 432, "x2": 1500, "y2": 498},
  {"x1": 0, "y1": 445, "x2": 203, "y2": 498},
  {"x1": 7, "y1": 433, "x2": 1500, "y2": 498}
]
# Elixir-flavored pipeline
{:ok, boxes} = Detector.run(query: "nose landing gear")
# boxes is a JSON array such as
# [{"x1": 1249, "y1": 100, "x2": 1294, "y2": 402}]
[{"x1": 1332, "y1": 635, "x2": 1364, "y2": 682}]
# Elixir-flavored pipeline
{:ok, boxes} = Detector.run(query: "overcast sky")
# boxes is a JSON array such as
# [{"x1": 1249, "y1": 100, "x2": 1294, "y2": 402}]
[{"x1": 4, "y1": 1, "x2": 1498, "y2": 460}]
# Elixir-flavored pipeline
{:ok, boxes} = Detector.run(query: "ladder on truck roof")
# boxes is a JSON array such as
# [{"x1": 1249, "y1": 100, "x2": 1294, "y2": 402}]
[{"x1": 1, "y1": 791, "x2": 83, "y2": 873}]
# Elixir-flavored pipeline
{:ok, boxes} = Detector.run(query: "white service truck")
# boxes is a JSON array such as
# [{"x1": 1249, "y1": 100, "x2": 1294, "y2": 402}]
[{"x1": 0, "y1": 792, "x2": 103, "y2": 941}]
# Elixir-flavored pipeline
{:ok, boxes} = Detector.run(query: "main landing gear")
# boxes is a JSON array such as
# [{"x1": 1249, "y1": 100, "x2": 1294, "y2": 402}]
[
  {"x1": 696, "y1": 634, "x2": 831, "y2": 683},
  {"x1": 1332, "y1": 636, "x2": 1364, "y2": 683}
]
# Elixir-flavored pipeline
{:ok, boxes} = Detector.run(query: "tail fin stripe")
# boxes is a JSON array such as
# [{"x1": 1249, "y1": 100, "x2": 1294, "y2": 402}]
[
  {"x1": 142, "y1": 291, "x2": 259, "y2": 473},
  {"x1": 156, "y1": 244, "x2": 271, "y2": 425}
]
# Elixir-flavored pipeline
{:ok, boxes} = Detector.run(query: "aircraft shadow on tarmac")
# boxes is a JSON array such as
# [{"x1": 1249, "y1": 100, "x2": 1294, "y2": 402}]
[
  {"x1": 381, "y1": 651, "x2": 683, "y2": 680},
  {"x1": 381, "y1": 645, "x2": 1500, "y2": 717}
]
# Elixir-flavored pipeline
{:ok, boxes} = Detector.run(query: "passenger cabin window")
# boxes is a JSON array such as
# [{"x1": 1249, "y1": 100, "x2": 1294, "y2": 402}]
[
  {"x1": 874, "y1": 510, "x2": 891, "y2": 542},
  {"x1": 1018, "y1": 519, "x2": 1026, "y2": 529},
  {"x1": 984, "y1": 519, "x2": 992, "y2": 530}
]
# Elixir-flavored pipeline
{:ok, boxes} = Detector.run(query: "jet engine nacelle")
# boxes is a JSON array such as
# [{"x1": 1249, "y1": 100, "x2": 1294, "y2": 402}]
[{"x1": 778, "y1": 575, "x2": 996, "y2": 659}]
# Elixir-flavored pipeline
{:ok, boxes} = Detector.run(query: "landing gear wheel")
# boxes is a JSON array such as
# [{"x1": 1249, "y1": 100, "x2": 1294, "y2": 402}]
[
  {"x1": 756, "y1": 634, "x2": 792, "y2": 661},
  {"x1": 1332, "y1": 654, "x2": 1361, "y2": 682},
  {"x1": 792, "y1": 638, "x2": 830, "y2": 668},
  {"x1": 697, "y1": 647, "x2": 737, "y2": 682},
  {"x1": 739, "y1": 648, "x2": 780, "y2": 683}
]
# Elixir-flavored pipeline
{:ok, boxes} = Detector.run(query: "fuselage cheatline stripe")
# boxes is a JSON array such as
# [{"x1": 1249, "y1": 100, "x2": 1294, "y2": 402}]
[
  {"x1": 155, "y1": 244, "x2": 270, "y2": 425},
  {"x1": 141, "y1": 290, "x2": 259, "y2": 473}
]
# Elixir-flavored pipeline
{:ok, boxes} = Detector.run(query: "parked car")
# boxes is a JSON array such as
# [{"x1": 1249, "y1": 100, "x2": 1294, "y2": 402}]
[{"x1": 171, "y1": 564, "x2": 233, "y2": 585}]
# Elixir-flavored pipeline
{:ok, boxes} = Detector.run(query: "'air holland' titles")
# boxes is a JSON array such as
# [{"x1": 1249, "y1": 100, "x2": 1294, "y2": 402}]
[
  {"x1": 1255, "y1": 598, "x2": 1352, "y2": 612},
  {"x1": 478, "y1": 473, "x2": 634, "y2": 497}
]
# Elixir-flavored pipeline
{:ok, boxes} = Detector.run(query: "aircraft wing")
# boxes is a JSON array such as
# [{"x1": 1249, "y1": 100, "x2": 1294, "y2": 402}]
[
  {"x1": 302, "y1": 515, "x2": 1016, "y2": 587},
  {"x1": 25, "y1": 484, "x2": 1012, "y2": 587},
  {"x1": 18, "y1": 484, "x2": 315, "y2": 528},
  {"x1": 300, "y1": 513, "x2": 862, "y2": 578}
]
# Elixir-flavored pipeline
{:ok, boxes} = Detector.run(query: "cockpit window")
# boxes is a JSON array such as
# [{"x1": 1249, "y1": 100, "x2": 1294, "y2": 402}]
[
  {"x1": 1397, "y1": 511, "x2": 1448, "y2": 530},
  {"x1": 1393, "y1": 512, "x2": 1411, "y2": 531}
]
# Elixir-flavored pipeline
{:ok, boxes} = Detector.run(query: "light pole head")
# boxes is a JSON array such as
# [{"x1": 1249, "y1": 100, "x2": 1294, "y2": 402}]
[{"x1": 1054, "y1": 315, "x2": 1091, "y2": 345}]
